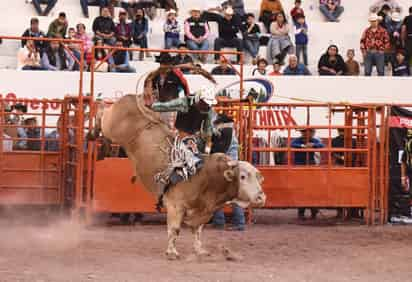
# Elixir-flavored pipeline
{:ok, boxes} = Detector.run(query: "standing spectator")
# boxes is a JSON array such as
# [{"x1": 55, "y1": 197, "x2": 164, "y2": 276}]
[
  {"x1": 17, "y1": 40, "x2": 44, "y2": 71},
  {"x1": 243, "y1": 13, "x2": 261, "y2": 65},
  {"x1": 387, "y1": 12, "x2": 403, "y2": 66},
  {"x1": 173, "y1": 44, "x2": 193, "y2": 74},
  {"x1": 21, "y1": 18, "x2": 46, "y2": 52},
  {"x1": 294, "y1": 14, "x2": 308, "y2": 66},
  {"x1": 259, "y1": 0, "x2": 284, "y2": 32},
  {"x1": 291, "y1": 128, "x2": 324, "y2": 220},
  {"x1": 41, "y1": 40, "x2": 75, "y2": 71},
  {"x1": 211, "y1": 56, "x2": 237, "y2": 75},
  {"x1": 392, "y1": 50, "x2": 410, "y2": 76},
  {"x1": 370, "y1": 0, "x2": 402, "y2": 13},
  {"x1": 252, "y1": 58, "x2": 268, "y2": 76},
  {"x1": 344, "y1": 49, "x2": 360, "y2": 76},
  {"x1": 115, "y1": 10, "x2": 133, "y2": 48},
  {"x1": 267, "y1": 12, "x2": 293, "y2": 65},
  {"x1": 318, "y1": 44, "x2": 346, "y2": 75},
  {"x1": 74, "y1": 23, "x2": 93, "y2": 60},
  {"x1": 402, "y1": 7, "x2": 412, "y2": 63},
  {"x1": 319, "y1": 0, "x2": 344, "y2": 22},
  {"x1": 93, "y1": 39, "x2": 109, "y2": 72},
  {"x1": 92, "y1": 7, "x2": 116, "y2": 45},
  {"x1": 31, "y1": 0, "x2": 57, "y2": 16},
  {"x1": 132, "y1": 8, "x2": 149, "y2": 61},
  {"x1": 47, "y1": 12, "x2": 68, "y2": 38},
  {"x1": 163, "y1": 9, "x2": 181, "y2": 49},
  {"x1": 109, "y1": 40, "x2": 136, "y2": 73},
  {"x1": 184, "y1": 7, "x2": 210, "y2": 63},
  {"x1": 290, "y1": 0, "x2": 304, "y2": 25},
  {"x1": 360, "y1": 14, "x2": 390, "y2": 76},
  {"x1": 377, "y1": 4, "x2": 392, "y2": 30},
  {"x1": 211, "y1": 114, "x2": 245, "y2": 231},
  {"x1": 269, "y1": 62, "x2": 282, "y2": 75},
  {"x1": 283, "y1": 54, "x2": 311, "y2": 75},
  {"x1": 204, "y1": 7, "x2": 243, "y2": 64}
]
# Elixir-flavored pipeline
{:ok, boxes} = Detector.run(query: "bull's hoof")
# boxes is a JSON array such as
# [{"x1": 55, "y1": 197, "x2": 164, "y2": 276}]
[
  {"x1": 131, "y1": 176, "x2": 137, "y2": 184},
  {"x1": 166, "y1": 251, "x2": 180, "y2": 260}
]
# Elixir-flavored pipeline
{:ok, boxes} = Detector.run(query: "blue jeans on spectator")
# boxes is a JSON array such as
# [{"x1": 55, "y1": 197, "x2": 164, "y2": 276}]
[
  {"x1": 32, "y1": 0, "x2": 58, "y2": 16},
  {"x1": 165, "y1": 37, "x2": 180, "y2": 49},
  {"x1": 186, "y1": 39, "x2": 209, "y2": 51},
  {"x1": 243, "y1": 39, "x2": 260, "y2": 59},
  {"x1": 212, "y1": 204, "x2": 245, "y2": 230},
  {"x1": 296, "y1": 44, "x2": 308, "y2": 66},
  {"x1": 94, "y1": 34, "x2": 116, "y2": 46},
  {"x1": 319, "y1": 5, "x2": 344, "y2": 22},
  {"x1": 364, "y1": 51, "x2": 385, "y2": 76},
  {"x1": 133, "y1": 35, "x2": 148, "y2": 48}
]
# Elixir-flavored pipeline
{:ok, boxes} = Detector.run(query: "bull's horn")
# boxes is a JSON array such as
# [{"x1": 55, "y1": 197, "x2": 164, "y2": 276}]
[
  {"x1": 224, "y1": 169, "x2": 235, "y2": 182},
  {"x1": 227, "y1": 160, "x2": 238, "y2": 168}
]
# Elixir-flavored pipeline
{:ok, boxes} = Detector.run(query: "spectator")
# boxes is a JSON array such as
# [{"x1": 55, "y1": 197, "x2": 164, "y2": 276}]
[
  {"x1": 283, "y1": 54, "x2": 311, "y2": 75},
  {"x1": 2, "y1": 132, "x2": 13, "y2": 152},
  {"x1": 67, "y1": 27, "x2": 83, "y2": 71},
  {"x1": 370, "y1": 0, "x2": 402, "y2": 13},
  {"x1": 184, "y1": 7, "x2": 210, "y2": 63},
  {"x1": 92, "y1": 7, "x2": 116, "y2": 45},
  {"x1": 132, "y1": 8, "x2": 149, "y2": 61},
  {"x1": 252, "y1": 58, "x2": 268, "y2": 76},
  {"x1": 173, "y1": 43, "x2": 193, "y2": 74},
  {"x1": 392, "y1": 50, "x2": 410, "y2": 76},
  {"x1": 31, "y1": 0, "x2": 57, "y2": 16},
  {"x1": 74, "y1": 23, "x2": 93, "y2": 60},
  {"x1": 41, "y1": 40, "x2": 75, "y2": 71},
  {"x1": 93, "y1": 39, "x2": 109, "y2": 72},
  {"x1": 243, "y1": 13, "x2": 261, "y2": 64},
  {"x1": 267, "y1": 12, "x2": 293, "y2": 65},
  {"x1": 290, "y1": 0, "x2": 304, "y2": 25},
  {"x1": 211, "y1": 114, "x2": 245, "y2": 231},
  {"x1": 17, "y1": 39, "x2": 44, "y2": 71},
  {"x1": 45, "y1": 118, "x2": 62, "y2": 151},
  {"x1": 402, "y1": 7, "x2": 412, "y2": 63},
  {"x1": 318, "y1": 44, "x2": 346, "y2": 75},
  {"x1": 387, "y1": 12, "x2": 403, "y2": 64},
  {"x1": 24, "y1": 118, "x2": 41, "y2": 151},
  {"x1": 344, "y1": 49, "x2": 360, "y2": 76},
  {"x1": 291, "y1": 128, "x2": 324, "y2": 220},
  {"x1": 269, "y1": 62, "x2": 282, "y2": 75},
  {"x1": 163, "y1": 9, "x2": 181, "y2": 49},
  {"x1": 377, "y1": 4, "x2": 392, "y2": 30},
  {"x1": 47, "y1": 12, "x2": 68, "y2": 38},
  {"x1": 259, "y1": 0, "x2": 284, "y2": 32},
  {"x1": 109, "y1": 40, "x2": 136, "y2": 73},
  {"x1": 361, "y1": 14, "x2": 390, "y2": 76},
  {"x1": 6, "y1": 104, "x2": 28, "y2": 150},
  {"x1": 204, "y1": 7, "x2": 243, "y2": 64},
  {"x1": 21, "y1": 18, "x2": 46, "y2": 52},
  {"x1": 319, "y1": 0, "x2": 344, "y2": 22},
  {"x1": 211, "y1": 56, "x2": 237, "y2": 75},
  {"x1": 115, "y1": 10, "x2": 133, "y2": 49},
  {"x1": 294, "y1": 14, "x2": 308, "y2": 66}
]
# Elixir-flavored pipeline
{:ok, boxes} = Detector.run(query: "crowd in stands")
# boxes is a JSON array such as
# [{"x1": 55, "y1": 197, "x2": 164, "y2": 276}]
[{"x1": 11, "y1": 0, "x2": 412, "y2": 76}]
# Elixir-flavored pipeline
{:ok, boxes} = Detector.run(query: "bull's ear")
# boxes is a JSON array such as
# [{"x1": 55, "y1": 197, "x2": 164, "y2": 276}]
[
  {"x1": 227, "y1": 160, "x2": 238, "y2": 168},
  {"x1": 224, "y1": 169, "x2": 235, "y2": 182}
]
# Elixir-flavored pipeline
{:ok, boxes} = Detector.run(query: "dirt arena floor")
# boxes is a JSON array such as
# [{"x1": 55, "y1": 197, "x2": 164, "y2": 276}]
[{"x1": 1, "y1": 209, "x2": 412, "y2": 282}]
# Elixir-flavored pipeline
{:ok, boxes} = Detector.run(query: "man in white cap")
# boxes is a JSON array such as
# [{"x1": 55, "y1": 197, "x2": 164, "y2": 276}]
[
  {"x1": 184, "y1": 7, "x2": 210, "y2": 63},
  {"x1": 204, "y1": 6, "x2": 243, "y2": 63},
  {"x1": 360, "y1": 14, "x2": 390, "y2": 76},
  {"x1": 164, "y1": 9, "x2": 181, "y2": 49}
]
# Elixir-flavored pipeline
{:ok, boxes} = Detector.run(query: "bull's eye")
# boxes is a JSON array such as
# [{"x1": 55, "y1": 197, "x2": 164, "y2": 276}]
[{"x1": 240, "y1": 175, "x2": 246, "y2": 180}]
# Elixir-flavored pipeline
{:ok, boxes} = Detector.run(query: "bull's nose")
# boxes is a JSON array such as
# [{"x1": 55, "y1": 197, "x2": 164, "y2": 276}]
[{"x1": 255, "y1": 192, "x2": 266, "y2": 207}]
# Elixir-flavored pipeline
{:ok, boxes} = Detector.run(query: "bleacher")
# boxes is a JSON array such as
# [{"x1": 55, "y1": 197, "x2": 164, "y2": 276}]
[{"x1": 0, "y1": 0, "x2": 411, "y2": 73}]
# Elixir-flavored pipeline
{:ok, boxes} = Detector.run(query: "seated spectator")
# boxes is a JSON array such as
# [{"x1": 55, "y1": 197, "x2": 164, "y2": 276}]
[
  {"x1": 184, "y1": 7, "x2": 210, "y2": 63},
  {"x1": 41, "y1": 39, "x2": 75, "y2": 71},
  {"x1": 74, "y1": 23, "x2": 93, "y2": 61},
  {"x1": 361, "y1": 14, "x2": 390, "y2": 76},
  {"x1": 92, "y1": 7, "x2": 116, "y2": 45},
  {"x1": 243, "y1": 13, "x2": 261, "y2": 64},
  {"x1": 132, "y1": 8, "x2": 149, "y2": 61},
  {"x1": 115, "y1": 10, "x2": 133, "y2": 49},
  {"x1": 67, "y1": 27, "x2": 83, "y2": 71},
  {"x1": 392, "y1": 50, "x2": 410, "y2": 76},
  {"x1": 17, "y1": 39, "x2": 44, "y2": 71},
  {"x1": 173, "y1": 43, "x2": 193, "y2": 74},
  {"x1": 31, "y1": 0, "x2": 57, "y2": 16},
  {"x1": 211, "y1": 56, "x2": 237, "y2": 75},
  {"x1": 109, "y1": 40, "x2": 136, "y2": 73},
  {"x1": 319, "y1": 0, "x2": 344, "y2": 22},
  {"x1": 269, "y1": 62, "x2": 282, "y2": 75},
  {"x1": 21, "y1": 18, "x2": 45, "y2": 52},
  {"x1": 252, "y1": 58, "x2": 268, "y2": 76},
  {"x1": 47, "y1": 12, "x2": 68, "y2": 38},
  {"x1": 259, "y1": 0, "x2": 284, "y2": 32},
  {"x1": 402, "y1": 7, "x2": 412, "y2": 62},
  {"x1": 163, "y1": 9, "x2": 181, "y2": 49},
  {"x1": 205, "y1": 7, "x2": 243, "y2": 64},
  {"x1": 283, "y1": 54, "x2": 311, "y2": 75},
  {"x1": 290, "y1": 0, "x2": 304, "y2": 25},
  {"x1": 24, "y1": 118, "x2": 41, "y2": 151},
  {"x1": 318, "y1": 44, "x2": 346, "y2": 75},
  {"x1": 267, "y1": 12, "x2": 293, "y2": 65},
  {"x1": 344, "y1": 49, "x2": 360, "y2": 76},
  {"x1": 294, "y1": 14, "x2": 308, "y2": 66},
  {"x1": 370, "y1": 0, "x2": 402, "y2": 13},
  {"x1": 93, "y1": 39, "x2": 109, "y2": 72}
]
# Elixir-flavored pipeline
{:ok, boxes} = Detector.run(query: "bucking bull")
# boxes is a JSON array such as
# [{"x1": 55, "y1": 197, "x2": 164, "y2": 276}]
[{"x1": 94, "y1": 65, "x2": 266, "y2": 260}]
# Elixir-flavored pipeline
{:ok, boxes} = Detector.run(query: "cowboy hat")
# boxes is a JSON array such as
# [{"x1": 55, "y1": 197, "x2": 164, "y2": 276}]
[
  {"x1": 392, "y1": 12, "x2": 402, "y2": 22},
  {"x1": 167, "y1": 9, "x2": 177, "y2": 15}
]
